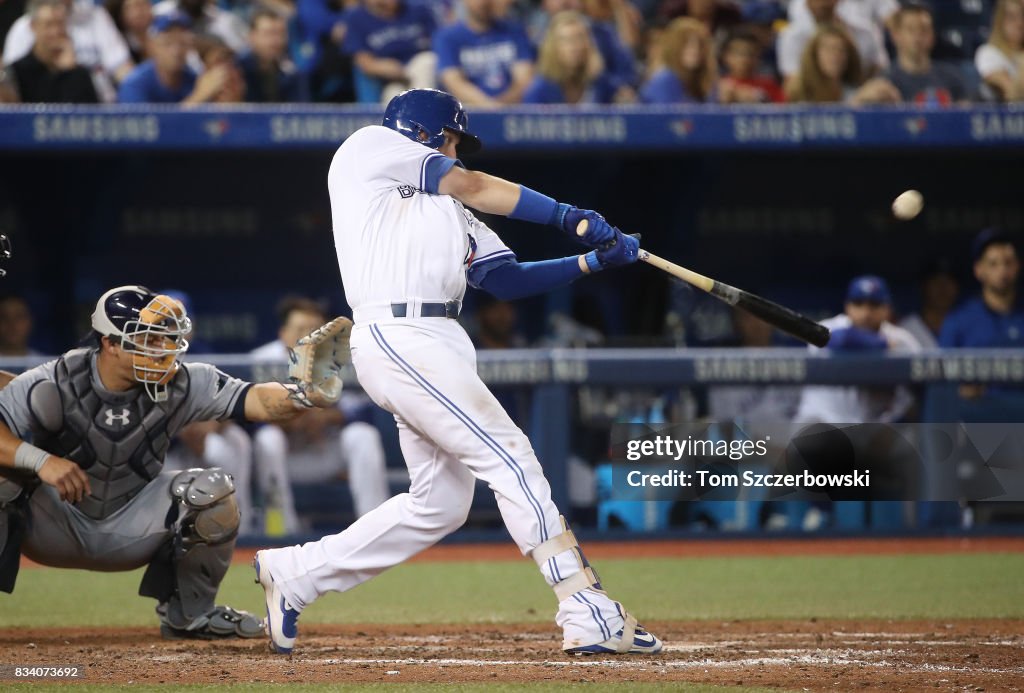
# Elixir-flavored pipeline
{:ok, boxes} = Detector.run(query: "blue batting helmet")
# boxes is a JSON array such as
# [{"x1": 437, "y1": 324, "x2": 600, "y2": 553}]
[{"x1": 382, "y1": 88, "x2": 481, "y2": 156}]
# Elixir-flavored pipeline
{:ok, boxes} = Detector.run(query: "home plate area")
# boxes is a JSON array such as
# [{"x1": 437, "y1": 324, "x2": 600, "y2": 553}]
[{"x1": 6, "y1": 619, "x2": 1022, "y2": 689}]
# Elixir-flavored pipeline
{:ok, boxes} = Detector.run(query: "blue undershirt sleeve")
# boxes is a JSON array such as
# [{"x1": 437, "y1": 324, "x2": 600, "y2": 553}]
[
  {"x1": 471, "y1": 256, "x2": 585, "y2": 300},
  {"x1": 423, "y1": 155, "x2": 459, "y2": 194}
]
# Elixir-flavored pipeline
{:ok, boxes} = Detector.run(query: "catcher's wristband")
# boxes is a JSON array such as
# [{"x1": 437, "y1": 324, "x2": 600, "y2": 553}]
[{"x1": 14, "y1": 442, "x2": 50, "y2": 472}]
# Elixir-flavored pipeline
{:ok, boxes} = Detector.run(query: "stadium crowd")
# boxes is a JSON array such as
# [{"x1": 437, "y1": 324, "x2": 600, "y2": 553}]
[{"x1": 0, "y1": 0, "x2": 1021, "y2": 106}]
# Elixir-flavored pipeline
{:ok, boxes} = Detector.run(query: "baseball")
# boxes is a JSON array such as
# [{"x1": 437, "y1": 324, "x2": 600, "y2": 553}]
[{"x1": 892, "y1": 190, "x2": 924, "y2": 220}]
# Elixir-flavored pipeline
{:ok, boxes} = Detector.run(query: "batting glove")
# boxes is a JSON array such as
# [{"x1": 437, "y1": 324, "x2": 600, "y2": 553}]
[
  {"x1": 555, "y1": 205, "x2": 616, "y2": 248},
  {"x1": 584, "y1": 230, "x2": 640, "y2": 272}
]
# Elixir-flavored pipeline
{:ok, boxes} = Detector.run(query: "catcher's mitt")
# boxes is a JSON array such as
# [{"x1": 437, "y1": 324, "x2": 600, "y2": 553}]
[{"x1": 286, "y1": 316, "x2": 351, "y2": 408}]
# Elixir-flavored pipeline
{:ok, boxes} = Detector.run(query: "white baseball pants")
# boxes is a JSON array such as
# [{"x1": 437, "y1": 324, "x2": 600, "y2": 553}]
[{"x1": 261, "y1": 318, "x2": 624, "y2": 643}]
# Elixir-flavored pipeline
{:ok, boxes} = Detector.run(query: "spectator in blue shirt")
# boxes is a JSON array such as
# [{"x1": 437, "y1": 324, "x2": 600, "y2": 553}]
[
  {"x1": 582, "y1": 1, "x2": 640, "y2": 92},
  {"x1": 239, "y1": 8, "x2": 306, "y2": 102},
  {"x1": 434, "y1": 0, "x2": 534, "y2": 106},
  {"x1": 583, "y1": 0, "x2": 642, "y2": 57},
  {"x1": 296, "y1": 0, "x2": 356, "y2": 102},
  {"x1": 522, "y1": 10, "x2": 630, "y2": 104},
  {"x1": 940, "y1": 229, "x2": 1024, "y2": 399},
  {"x1": 342, "y1": 0, "x2": 437, "y2": 103},
  {"x1": 640, "y1": 16, "x2": 715, "y2": 102},
  {"x1": 118, "y1": 11, "x2": 228, "y2": 103}
]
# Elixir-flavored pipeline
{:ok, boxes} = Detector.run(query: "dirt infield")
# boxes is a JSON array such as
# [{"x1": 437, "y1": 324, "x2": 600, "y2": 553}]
[
  {"x1": 11, "y1": 538, "x2": 1024, "y2": 689},
  {"x1": 6, "y1": 619, "x2": 1022, "y2": 689}
]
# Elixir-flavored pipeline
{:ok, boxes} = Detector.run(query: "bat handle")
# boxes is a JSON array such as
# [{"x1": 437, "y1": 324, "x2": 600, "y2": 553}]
[
  {"x1": 577, "y1": 219, "x2": 641, "y2": 248},
  {"x1": 578, "y1": 219, "x2": 616, "y2": 250}
]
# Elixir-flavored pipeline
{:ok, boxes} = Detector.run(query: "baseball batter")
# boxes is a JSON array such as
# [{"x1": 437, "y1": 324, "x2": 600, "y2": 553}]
[
  {"x1": 255, "y1": 88, "x2": 662, "y2": 656},
  {"x1": 0, "y1": 285, "x2": 344, "y2": 638}
]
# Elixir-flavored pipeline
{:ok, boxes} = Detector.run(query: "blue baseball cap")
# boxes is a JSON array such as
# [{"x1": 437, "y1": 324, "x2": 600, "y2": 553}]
[
  {"x1": 846, "y1": 275, "x2": 891, "y2": 304},
  {"x1": 741, "y1": 1, "x2": 785, "y2": 24},
  {"x1": 150, "y1": 11, "x2": 192, "y2": 35},
  {"x1": 971, "y1": 227, "x2": 1014, "y2": 263}
]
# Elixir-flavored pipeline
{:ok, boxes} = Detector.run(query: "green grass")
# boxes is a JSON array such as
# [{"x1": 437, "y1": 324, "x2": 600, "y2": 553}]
[{"x1": 2, "y1": 552, "x2": 1022, "y2": 628}]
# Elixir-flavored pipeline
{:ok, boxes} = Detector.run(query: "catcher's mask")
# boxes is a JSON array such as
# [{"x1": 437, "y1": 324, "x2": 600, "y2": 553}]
[{"x1": 91, "y1": 285, "x2": 192, "y2": 402}]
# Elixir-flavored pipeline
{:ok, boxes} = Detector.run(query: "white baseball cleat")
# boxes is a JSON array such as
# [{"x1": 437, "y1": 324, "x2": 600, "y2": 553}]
[
  {"x1": 563, "y1": 612, "x2": 663, "y2": 655},
  {"x1": 253, "y1": 551, "x2": 301, "y2": 654}
]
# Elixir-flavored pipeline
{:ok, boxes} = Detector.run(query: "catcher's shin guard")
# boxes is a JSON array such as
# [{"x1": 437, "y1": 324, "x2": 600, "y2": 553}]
[
  {"x1": 0, "y1": 476, "x2": 31, "y2": 594},
  {"x1": 145, "y1": 468, "x2": 256, "y2": 638},
  {"x1": 531, "y1": 516, "x2": 663, "y2": 655}
]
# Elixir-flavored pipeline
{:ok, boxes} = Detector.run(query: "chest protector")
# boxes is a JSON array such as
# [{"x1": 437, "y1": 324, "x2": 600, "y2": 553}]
[{"x1": 29, "y1": 348, "x2": 190, "y2": 520}]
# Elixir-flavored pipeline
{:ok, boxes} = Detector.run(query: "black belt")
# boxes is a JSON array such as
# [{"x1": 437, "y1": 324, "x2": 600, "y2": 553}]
[{"x1": 390, "y1": 300, "x2": 461, "y2": 319}]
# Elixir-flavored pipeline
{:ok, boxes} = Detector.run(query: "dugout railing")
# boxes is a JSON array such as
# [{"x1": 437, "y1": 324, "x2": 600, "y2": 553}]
[{"x1": 2, "y1": 348, "x2": 1022, "y2": 539}]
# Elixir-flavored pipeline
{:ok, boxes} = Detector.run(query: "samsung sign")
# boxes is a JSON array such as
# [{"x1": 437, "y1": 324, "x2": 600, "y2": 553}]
[
  {"x1": 970, "y1": 113, "x2": 1024, "y2": 141},
  {"x1": 269, "y1": 116, "x2": 379, "y2": 143},
  {"x1": 33, "y1": 115, "x2": 159, "y2": 142},
  {"x1": 502, "y1": 115, "x2": 628, "y2": 143},
  {"x1": 911, "y1": 355, "x2": 1024, "y2": 382},
  {"x1": 694, "y1": 357, "x2": 807, "y2": 383},
  {"x1": 733, "y1": 113, "x2": 857, "y2": 143}
]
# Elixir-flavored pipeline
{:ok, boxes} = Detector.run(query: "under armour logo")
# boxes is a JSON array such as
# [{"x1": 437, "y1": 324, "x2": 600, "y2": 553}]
[{"x1": 104, "y1": 408, "x2": 131, "y2": 426}]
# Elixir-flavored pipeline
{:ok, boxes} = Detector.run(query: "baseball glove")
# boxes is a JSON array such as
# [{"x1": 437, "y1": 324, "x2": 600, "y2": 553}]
[{"x1": 286, "y1": 316, "x2": 351, "y2": 408}]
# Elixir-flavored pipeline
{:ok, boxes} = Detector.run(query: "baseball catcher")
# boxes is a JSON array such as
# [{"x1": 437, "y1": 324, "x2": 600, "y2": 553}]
[{"x1": 0, "y1": 285, "x2": 346, "y2": 639}]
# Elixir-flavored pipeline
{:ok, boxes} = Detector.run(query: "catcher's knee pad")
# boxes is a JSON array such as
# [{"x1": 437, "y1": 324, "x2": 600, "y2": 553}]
[
  {"x1": 170, "y1": 468, "x2": 240, "y2": 545},
  {"x1": 531, "y1": 516, "x2": 603, "y2": 601}
]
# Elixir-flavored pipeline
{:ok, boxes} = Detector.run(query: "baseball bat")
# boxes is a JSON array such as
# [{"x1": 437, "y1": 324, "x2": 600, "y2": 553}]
[{"x1": 578, "y1": 221, "x2": 831, "y2": 348}]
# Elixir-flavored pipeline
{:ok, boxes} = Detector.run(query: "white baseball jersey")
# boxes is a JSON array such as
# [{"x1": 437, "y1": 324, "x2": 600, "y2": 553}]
[
  {"x1": 327, "y1": 125, "x2": 513, "y2": 311},
  {"x1": 794, "y1": 313, "x2": 922, "y2": 424},
  {"x1": 259, "y1": 123, "x2": 631, "y2": 649}
]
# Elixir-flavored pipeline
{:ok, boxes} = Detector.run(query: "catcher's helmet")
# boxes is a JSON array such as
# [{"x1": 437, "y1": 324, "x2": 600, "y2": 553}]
[
  {"x1": 91, "y1": 285, "x2": 192, "y2": 402},
  {"x1": 382, "y1": 88, "x2": 481, "y2": 157}
]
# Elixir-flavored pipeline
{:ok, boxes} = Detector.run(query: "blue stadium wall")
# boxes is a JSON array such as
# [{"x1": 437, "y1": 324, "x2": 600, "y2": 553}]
[{"x1": 1, "y1": 105, "x2": 1022, "y2": 352}]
